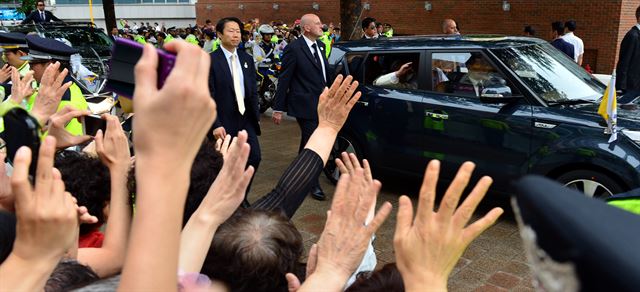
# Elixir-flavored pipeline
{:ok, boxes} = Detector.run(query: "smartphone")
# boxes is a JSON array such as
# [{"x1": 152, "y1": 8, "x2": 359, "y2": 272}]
[
  {"x1": 106, "y1": 37, "x2": 176, "y2": 98},
  {"x1": 83, "y1": 114, "x2": 108, "y2": 137},
  {"x1": 3, "y1": 107, "x2": 41, "y2": 177}
]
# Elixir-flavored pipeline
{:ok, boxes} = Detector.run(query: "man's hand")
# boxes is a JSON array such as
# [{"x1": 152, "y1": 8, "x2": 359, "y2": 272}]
[
  {"x1": 0, "y1": 64, "x2": 12, "y2": 84},
  {"x1": 214, "y1": 134, "x2": 232, "y2": 158},
  {"x1": 317, "y1": 74, "x2": 361, "y2": 133},
  {"x1": 132, "y1": 42, "x2": 216, "y2": 167},
  {"x1": 9, "y1": 67, "x2": 35, "y2": 105},
  {"x1": 11, "y1": 137, "x2": 79, "y2": 262},
  {"x1": 301, "y1": 169, "x2": 392, "y2": 291},
  {"x1": 31, "y1": 62, "x2": 72, "y2": 125},
  {"x1": 393, "y1": 160, "x2": 504, "y2": 291},
  {"x1": 95, "y1": 114, "x2": 131, "y2": 172},
  {"x1": 46, "y1": 106, "x2": 92, "y2": 149},
  {"x1": 395, "y1": 62, "x2": 413, "y2": 79},
  {"x1": 272, "y1": 111, "x2": 283, "y2": 125},
  {"x1": 213, "y1": 126, "x2": 226, "y2": 141}
]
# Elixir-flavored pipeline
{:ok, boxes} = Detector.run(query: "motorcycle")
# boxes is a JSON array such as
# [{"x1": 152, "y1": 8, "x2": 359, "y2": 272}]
[{"x1": 256, "y1": 60, "x2": 282, "y2": 113}]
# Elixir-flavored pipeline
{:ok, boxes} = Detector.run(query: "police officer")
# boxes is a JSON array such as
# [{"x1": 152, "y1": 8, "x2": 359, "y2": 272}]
[
  {"x1": 253, "y1": 24, "x2": 276, "y2": 69},
  {"x1": 21, "y1": 35, "x2": 88, "y2": 136},
  {"x1": 0, "y1": 32, "x2": 31, "y2": 100}
]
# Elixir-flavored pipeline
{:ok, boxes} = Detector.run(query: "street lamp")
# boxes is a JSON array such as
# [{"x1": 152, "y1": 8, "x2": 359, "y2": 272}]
[
  {"x1": 273, "y1": 3, "x2": 279, "y2": 10},
  {"x1": 424, "y1": 1, "x2": 432, "y2": 11},
  {"x1": 312, "y1": 2, "x2": 320, "y2": 11},
  {"x1": 502, "y1": 0, "x2": 511, "y2": 11}
]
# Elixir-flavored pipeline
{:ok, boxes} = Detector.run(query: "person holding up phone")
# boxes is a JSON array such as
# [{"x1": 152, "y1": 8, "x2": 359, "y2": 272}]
[{"x1": 20, "y1": 35, "x2": 88, "y2": 136}]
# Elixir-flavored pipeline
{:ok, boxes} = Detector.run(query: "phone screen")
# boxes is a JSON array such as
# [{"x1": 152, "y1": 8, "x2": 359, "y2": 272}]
[
  {"x1": 3, "y1": 108, "x2": 41, "y2": 177},
  {"x1": 83, "y1": 115, "x2": 108, "y2": 137}
]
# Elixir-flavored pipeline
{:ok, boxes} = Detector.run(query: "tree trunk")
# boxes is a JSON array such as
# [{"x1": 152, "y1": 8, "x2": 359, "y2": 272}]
[
  {"x1": 340, "y1": 0, "x2": 362, "y2": 41},
  {"x1": 102, "y1": 0, "x2": 116, "y2": 32}
]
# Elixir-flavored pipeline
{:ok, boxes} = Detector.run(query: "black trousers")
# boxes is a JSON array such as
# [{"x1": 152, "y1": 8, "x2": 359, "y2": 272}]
[{"x1": 296, "y1": 117, "x2": 319, "y2": 189}]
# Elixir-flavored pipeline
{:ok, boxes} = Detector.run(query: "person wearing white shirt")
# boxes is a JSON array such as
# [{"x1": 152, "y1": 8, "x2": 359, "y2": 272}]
[{"x1": 562, "y1": 20, "x2": 585, "y2": 65}]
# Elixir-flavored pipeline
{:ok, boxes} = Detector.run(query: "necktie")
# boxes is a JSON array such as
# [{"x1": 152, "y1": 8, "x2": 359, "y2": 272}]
[
  {"x1": 41, "y1": 12, "x2": 45, "y2": 21},
  {"x1": 311, "y1": 43, "x2": 321, "y2": 66},
  {"x1": 230, "y1": 54, "x2": 245, "y2": 115}
]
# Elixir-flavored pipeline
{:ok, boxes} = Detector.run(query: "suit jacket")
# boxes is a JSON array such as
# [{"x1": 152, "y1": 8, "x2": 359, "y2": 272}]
[
  {"x1": 274, "y1": 37, "x2": 330, "y2": 120},
  {"x1": 616, "y1": 26, "x2": 640, "y2": 91},
  {"x1": 21, "y1": 10, "x2": 62, "y2": 24},
  {"x1": 208, "y1": 48, "x2": 261, "y2": 136}
]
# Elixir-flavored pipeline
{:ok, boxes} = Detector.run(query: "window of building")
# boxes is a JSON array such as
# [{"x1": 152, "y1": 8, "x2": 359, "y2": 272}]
[
  {"x1": 431, "y1": 52, "x2": 519, "y2": 98},
  {"x1": 364, "y1": 52, "x2": 421, "y2": 90}
]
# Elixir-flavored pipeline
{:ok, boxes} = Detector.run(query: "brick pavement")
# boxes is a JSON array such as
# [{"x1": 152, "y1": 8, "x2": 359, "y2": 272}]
[{"x1": 249, "y1": 114, "x2": 534, "y2": 291}]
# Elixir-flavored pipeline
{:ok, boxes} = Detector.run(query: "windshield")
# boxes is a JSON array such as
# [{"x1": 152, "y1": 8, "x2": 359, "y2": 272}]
[
  {"x1": 491, "y1": 43, "x2": 605, "y2": 103},
  {"x1": 42, "y1": 28, "x2": 113, "y2": 56}
]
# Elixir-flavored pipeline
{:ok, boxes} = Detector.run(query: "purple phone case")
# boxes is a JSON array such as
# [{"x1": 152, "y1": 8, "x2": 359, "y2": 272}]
[{"x1": 107, "y1": 38, "x2": 176, "y2": 98}]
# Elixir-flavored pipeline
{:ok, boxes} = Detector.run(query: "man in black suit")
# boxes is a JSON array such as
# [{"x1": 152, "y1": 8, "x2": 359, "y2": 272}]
[
  {"x1": 272, "y1": 13, "x2": 330, "y2": 200},
  {"x1": 362, "y1": 17, "x2": 385, "y2": 40},
  {"x1": 616, "y1": 5, "x2": 640, "y2": 97},
  {"x1": 209, "y1": 17, "x2": 261, "y2": 172},
  {"x1": 21, "y1": 1, "x2": 63, "y2": 24}
]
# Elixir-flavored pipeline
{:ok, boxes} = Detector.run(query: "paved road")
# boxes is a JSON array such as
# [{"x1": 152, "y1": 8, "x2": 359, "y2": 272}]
[{"x1": 249, "y1": 114, "x2": 535, "y2": 291}]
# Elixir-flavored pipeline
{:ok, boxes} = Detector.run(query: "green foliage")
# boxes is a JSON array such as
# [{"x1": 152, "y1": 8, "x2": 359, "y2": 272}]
[{"x1": 15, "y1": 0, "x2": 37, "y2": 15}]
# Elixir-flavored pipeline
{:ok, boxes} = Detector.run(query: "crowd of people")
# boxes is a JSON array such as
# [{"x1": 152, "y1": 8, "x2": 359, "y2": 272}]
[{"x1": 0, "y1": 10, "x2": 508, "y2": 291}]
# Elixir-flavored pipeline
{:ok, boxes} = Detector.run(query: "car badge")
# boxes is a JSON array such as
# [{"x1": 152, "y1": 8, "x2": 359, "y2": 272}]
[{"x1": 534, "y1": 122, "x2": 557, "y2": 129}]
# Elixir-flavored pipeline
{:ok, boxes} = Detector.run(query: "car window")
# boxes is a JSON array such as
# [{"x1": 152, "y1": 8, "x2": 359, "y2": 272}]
[
  {"x1": 364, "y1": 52, "x2": 421, "y2": 90},
  {"x1": 432, "y1": 52, "x2": 519, "y2": 98},
  {"x1": 345, "y1": 52, "x2": 366, "y2": 83}
]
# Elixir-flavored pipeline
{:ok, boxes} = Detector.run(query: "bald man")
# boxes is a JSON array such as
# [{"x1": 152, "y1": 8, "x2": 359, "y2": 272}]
[
  {"x1": 272, "y1": 13, "x2": 331, "y2": 201},
  {"x1": 442, "y1": 19, "x2": 460, "y2": 35}
]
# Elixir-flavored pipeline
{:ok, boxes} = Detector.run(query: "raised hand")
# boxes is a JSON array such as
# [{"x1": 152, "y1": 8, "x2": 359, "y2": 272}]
[
  {"x1": 317, "y1": 74, "x2": 361, "y2": 133},
  {"x1": 31, "y1": 62, "x2": 72, "y2": 125},
  {"x1": 11, "y1": 137, "x2": 78, "y2": 261},
  {"x1": 335, "y1": 152, "x2": 376, "y2": 223},
  {"x1": 300, "y1": 169, "x2": 392, "y2": 291},
  {"x1": 393, "y1": 161, "x2": 504, "y2": 291},
  {"x1": 132, "y1": 42, "x2": 216, "y2": 167},
  {"x1": 9, "y1": 67, "x2": 34, "y2": 105},
  {"x1": 214, "y1": 134, "x2": 233, "y2": 158},
  {"x1": 0, "y1": 64, "x2": 11, "y2": 83},
  {"x1": 46, "y1": 106, "x2": 92, "y2": 149},
  {"x1": 95, "y1": 114, "x2": 131, "y2": 172}
]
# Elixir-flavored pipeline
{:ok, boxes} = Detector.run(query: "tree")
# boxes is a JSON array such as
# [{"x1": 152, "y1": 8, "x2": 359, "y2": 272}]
[
  {"x1": 340, "y1": 0, "x2": 362, "y2": 40},
  {"x1": 102, "y1": 0, "x2": 117, "y2": 32}
]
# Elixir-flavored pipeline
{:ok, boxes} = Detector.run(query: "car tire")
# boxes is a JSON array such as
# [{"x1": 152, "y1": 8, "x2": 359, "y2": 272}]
[
  {"x1": 323, "y1": 133, "x2": 363, "y2": 185},
  {"x1": 556, "y1": 169, "x2": 624, "y2": 198}
]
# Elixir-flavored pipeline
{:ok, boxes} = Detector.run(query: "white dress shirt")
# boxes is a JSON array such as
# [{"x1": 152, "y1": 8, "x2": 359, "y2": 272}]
[
  {"x1": 302, "y1": 35, "x2": 326, "y2": 82},
  {"x1": 220, "y1": 45, "x2": 246, "y2": 100},
  {"x1": 562, "y1": 32, "x2": 584, "y2": 62}
]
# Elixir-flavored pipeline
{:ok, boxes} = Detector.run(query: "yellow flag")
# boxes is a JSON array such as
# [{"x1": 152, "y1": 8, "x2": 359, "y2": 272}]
[{"x1": 597, "y1": 72, "x2": 617, "y2": 142}]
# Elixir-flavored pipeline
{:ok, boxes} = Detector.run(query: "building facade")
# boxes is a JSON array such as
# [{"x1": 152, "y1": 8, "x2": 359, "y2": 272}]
[{"x1": 195, "y1": 0, "x2": 639, "y2": 74}]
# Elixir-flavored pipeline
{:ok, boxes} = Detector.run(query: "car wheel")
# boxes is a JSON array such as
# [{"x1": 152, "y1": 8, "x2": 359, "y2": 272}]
[
  {"x1": 323, "y1": 134, "x2": 362, "y2": 185},
  {"x1": 556, "y1": 170, "x2": 623, "y2": 198}
]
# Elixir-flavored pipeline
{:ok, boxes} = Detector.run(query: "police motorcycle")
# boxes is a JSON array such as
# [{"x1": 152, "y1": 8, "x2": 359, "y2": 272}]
[{"x1": 254, "y1": 25, "x2": 281, "y2": 113}]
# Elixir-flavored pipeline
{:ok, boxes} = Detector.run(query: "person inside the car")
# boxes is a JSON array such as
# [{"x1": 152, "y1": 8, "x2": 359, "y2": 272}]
[
  {"x1": 373, "y1": 60, "x2": 418, "y2": 90},
  {"x1": 437, "y1": 54, "x2": 506, "y2": 97}
]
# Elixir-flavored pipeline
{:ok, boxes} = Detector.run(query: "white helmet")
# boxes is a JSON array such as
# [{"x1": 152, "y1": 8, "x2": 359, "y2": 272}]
[{"x1": 258, "y1": 24, "x2": 275, "y2": 35}]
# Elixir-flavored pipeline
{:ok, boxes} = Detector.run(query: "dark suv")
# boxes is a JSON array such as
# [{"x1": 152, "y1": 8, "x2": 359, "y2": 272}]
[{"x1": 325, "y1": 35, "x2": 640, "y2": 198}]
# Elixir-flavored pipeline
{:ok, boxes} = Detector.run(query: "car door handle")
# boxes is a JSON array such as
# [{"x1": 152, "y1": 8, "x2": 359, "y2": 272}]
[{"x1": 425, "y1": 111, "x2": 448, "y2": 120}]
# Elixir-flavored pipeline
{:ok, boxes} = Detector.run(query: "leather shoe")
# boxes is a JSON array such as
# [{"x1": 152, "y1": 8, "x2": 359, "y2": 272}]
[{"x1": 310, "y1": 186, "x2": 326, "y2": 201}]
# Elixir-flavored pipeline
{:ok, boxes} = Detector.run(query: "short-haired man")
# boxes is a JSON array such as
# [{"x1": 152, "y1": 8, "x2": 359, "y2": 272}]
[
  {"x1": 0, "y1": 32, "x2": 31, "y2": 100},
  {"x1": 523, "y1": 25, "x2": 536, "y2": 37},
  {"x1": 273, "y1": 13, "x2": 330, "y2": 200},
  {"x1": 362, "y1": 17, "x2": 384, "y2": 39},
  {"x1": 21, "y1": 1, "x2": 62, "y2": 24},
  {"x1": 442, "y1": 19, "x2": 459, "y2": 35},
  {"x1": 616, "y1": 5, "x2": 640, "y2": 97},
  {"x1": 562, "y1": 20, "x2": 585, "y2": 65},
  {"x1": 550, "y1": 21, "x2": 574, "y2": 60},
  {"x1": 208, "y1": 17, "x2": 261, "y2": 181}
]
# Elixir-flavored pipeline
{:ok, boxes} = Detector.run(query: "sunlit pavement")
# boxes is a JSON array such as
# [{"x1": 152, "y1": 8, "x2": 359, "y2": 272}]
[{"x1": 250, "y1": 114, "x2": 534, "y2": 291}]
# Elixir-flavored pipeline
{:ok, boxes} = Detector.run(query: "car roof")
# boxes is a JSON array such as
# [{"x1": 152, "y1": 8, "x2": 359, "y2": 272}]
[{"x1": 334, "y1": 34, "x2": 546, "y2": 51}]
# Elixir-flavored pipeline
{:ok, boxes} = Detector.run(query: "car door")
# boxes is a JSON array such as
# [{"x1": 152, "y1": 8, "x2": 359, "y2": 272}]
[
  {"x1": 422, "y1": 50, "x2": 534, "y2": 192},
  {"x1": 358, "y1": 51, "x2": 430, "y2": 175}
]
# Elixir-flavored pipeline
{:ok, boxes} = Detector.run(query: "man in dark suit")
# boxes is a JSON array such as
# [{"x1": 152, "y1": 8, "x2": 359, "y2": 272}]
[
  {"x1": 549, "y1": 21, "x2": 574, "y2": 60},
  {"x1": 272, "y1": 13, "x2": 330, "y2": 200},
  {"x1": 362, "y1": 17, "x2": 385, "y2": 40},
  {"x1": 209, "y1": 17, "x2": 261, "y2": 172},
  {"x1": 616, "y1": 5, "x2": 640, "y2": 97},
  {"x1": 21, "y1": 1, "x2": 63, "y2": 24}
]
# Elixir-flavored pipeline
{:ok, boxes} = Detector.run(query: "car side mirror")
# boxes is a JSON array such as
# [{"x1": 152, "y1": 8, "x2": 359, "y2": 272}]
[{"x1": 480, "y1": 82, "x2": 522, "y2": 103}]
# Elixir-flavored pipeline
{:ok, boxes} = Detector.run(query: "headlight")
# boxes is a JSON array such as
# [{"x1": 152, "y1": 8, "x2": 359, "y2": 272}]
[{"x1": 622, "y1": 130, "x2": 640, "y2": 143}]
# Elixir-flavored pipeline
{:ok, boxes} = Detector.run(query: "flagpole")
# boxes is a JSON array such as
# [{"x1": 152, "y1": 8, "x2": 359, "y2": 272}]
[{"x1": 89, "y1": 0, "x2": 94, "y2": 24}]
